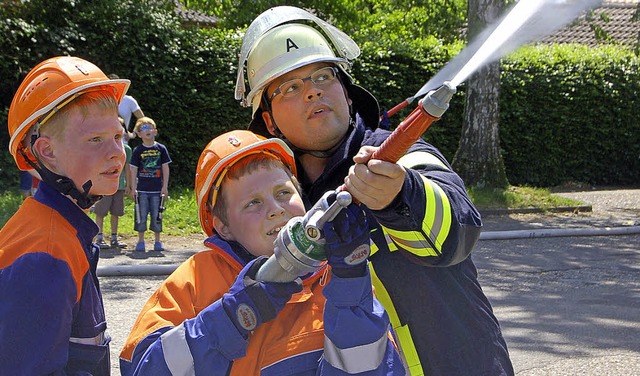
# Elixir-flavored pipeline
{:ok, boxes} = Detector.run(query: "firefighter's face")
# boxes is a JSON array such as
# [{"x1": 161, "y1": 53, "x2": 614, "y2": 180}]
[
  {"x1": 215, "y1": 165, "x2": 305, "y2": 257},
  {"x1": 263, "y1": 63, "x2": 352, "y2": 152}
]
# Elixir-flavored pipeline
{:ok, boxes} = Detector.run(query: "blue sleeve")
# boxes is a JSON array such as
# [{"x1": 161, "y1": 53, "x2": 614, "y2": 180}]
[
  {"x1": 0, "y1": 254, "x2": 78, "y2": 375},
  {"x1": 130, "y1": 146, "x2": 141, "y2": 168},
  {"x1": 371, "y1": 136, "x2": 482, "y2": 266},
  {"x1": 319, "y1": 267, "x2": 405, "y2": 375},
  {"x1": 122, "y1": 300, "x2": 248, "y2": 375},
  {"x1": 160, "y1": 143, "x2": 171, "y2": 165}
]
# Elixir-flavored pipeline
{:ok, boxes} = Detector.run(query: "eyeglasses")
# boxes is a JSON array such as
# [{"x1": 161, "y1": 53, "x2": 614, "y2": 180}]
[
  {"x1": 140, "y1": 124, "x2": 155, "y2": 132},
  {"x1": 269, "y1": 66, "x2": 339, "y2": 101}
]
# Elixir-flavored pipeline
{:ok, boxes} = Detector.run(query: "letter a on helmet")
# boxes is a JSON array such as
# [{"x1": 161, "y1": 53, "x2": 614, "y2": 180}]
[{"x1": 235, "y1": 6, "x2": 360, "y2": 117}]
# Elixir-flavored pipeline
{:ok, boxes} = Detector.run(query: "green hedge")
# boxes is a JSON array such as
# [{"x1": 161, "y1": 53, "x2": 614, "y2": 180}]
[
  {"x1": 1, "y1": 0, "x2": 638, "y2": 191},
  {"x1": 354, "y1": 43, "x2": 640, "y2": 187},
  {"x1": 500, "y1": 45, "x2": 640, "y2": 186}
]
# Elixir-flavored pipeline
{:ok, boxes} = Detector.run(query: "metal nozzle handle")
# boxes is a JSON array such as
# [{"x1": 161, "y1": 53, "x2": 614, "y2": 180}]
[
  {"x1": 304, "y1": 191, "x2": 352, "y2": 241},
  {"x1": 255, "y1": 254, "x2": 300, "y2": 282},
  {"x1": 422, "y1": 81, "x2": 456, "y2": 118}
]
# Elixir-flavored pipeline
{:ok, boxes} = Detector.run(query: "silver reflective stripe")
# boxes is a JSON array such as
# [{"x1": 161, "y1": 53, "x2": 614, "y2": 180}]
[
  {"x1": 324, "y1": 329, "x2": 389, "y2": 373},
  {"x1": 70, "y1": 329, "x2": 109, "y2": 346},
  {"x1": 160, "y1": 325, "x2": 195, "y2": 376}
]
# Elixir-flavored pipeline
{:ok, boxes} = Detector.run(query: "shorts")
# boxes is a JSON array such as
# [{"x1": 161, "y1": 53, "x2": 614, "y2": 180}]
[
  {"x1": 134, "y1": 191, "x2": 163, "y2": 233},
  {"x1": 94, "y1": 190, "x2": 126, "y2": 217}
]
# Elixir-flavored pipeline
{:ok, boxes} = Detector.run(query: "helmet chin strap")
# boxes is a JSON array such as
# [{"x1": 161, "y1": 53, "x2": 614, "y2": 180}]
[{"x1": 19, "y1": 148, "x2": 102, "y2": 210}]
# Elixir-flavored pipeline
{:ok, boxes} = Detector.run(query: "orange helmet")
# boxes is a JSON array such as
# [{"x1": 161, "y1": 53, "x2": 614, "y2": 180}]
[
  {"x1": 195, "y1": 130, "x2": 296, "y2": 236},
  {"x1": 8, "y1": 56, "x2": 130, "y2": 170}
]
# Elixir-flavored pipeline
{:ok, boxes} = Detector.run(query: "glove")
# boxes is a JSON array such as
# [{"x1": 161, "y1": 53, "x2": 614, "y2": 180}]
[
  {"x1": 323, "y1": 202, "x2": 371, "y2": 278},
  {"x1": 222, "y1": 257, "x2": 302, "y2": 338}
]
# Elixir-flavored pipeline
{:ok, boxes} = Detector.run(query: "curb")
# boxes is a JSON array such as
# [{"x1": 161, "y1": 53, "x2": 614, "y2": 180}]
[{"x1": 479, "y1": 205, "x2": 593, "y2": 216}]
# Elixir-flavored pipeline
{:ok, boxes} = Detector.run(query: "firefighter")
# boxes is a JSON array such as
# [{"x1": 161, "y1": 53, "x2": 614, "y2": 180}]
[
  {"x1": 234, "y1": 6, "x2": 514, "y2": 376},
  {"x1": 119, "y1": 130, "x2": 404, "y2": 375},
  {"x1": 0, "y1": 56, "x2": 129, "y2": 374}
]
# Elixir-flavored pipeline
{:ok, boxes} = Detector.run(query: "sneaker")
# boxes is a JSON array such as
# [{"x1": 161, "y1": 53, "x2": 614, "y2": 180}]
[
  {"x1": 135, "y1": 241, "x2": 145, "y2": 252},
  {"x1": 96, "y1": 238, "x2": 110, "y2": 250},
  {"x1": 153, "y1": 241, "x2": 165, "y2": 252},
  {"x1": 110, "y1": 237, "x2": 127, "y2": 248}
]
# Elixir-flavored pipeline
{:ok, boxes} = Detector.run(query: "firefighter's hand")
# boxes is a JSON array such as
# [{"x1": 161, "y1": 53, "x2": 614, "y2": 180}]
[
  {"x1": 222, "y1": 257, "x2": 302, "y2": 338},
  {"x1": 323, "y1": 203, "x2": 370, "y2": 278},
  {"x1": 344, "y1": 146, "x2": 406, "y2": 210}
]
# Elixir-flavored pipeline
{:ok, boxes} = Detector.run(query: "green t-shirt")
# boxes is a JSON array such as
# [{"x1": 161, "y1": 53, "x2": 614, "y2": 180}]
[{"x1": 119, "y1": 143, "x2": 132, "y2": 190}]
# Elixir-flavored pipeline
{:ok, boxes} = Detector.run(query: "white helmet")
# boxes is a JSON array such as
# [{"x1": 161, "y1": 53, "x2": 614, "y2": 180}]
[{"x1": 235, "y1": 6, "x2": 360, "y2": 117}]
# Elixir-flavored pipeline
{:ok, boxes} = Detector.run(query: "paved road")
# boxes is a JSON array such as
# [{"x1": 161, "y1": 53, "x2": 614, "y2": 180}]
[{"x1": 100, "y1": 188, "x2": 640, "y2": 374}]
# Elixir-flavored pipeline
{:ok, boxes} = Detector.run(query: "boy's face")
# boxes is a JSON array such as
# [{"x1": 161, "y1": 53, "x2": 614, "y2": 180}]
[
  {"x1": 262, "y1": 62, "x2": 352, "y2": 152},
  {"x1": 137, "y1": 123, "x2": 157, "y2": 142},
  {"x1": 42, "y1": 105, "x2": 126, "y2": 197},
  {"x1": 215, "y1": 165, "x2": 305, "y2": 257}
]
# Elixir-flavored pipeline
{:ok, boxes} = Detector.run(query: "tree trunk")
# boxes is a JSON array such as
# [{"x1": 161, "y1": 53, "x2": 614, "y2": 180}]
[{"x1": 453, "y1": 0, "x2": 508, "y2": 189}]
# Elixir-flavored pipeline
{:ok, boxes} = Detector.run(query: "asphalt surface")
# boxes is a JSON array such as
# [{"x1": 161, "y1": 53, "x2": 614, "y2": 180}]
[{"x1": 99, "y1": 188, "x2": 640, "y2": 375}]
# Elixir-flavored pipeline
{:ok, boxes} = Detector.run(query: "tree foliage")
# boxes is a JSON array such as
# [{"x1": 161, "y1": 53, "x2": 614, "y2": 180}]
[
  {"x1": 1, "y1": 0, "x2": 638, "y2": 191},
  {"x1": 183, "y1": 0, "x2": 466, "y2": 43}
]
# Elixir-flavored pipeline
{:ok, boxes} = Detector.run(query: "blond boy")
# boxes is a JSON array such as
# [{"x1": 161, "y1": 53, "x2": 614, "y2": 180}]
[{"x1": 1, "y1": 56, "x2": 129, "y2": 374}]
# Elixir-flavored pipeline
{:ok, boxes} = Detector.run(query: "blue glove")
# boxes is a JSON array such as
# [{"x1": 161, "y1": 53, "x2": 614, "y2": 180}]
[
  {"x1": 323, "y1": 202, "x2": 371, "y2": 278},
  {"x1": 222, "y1": 256, "x2": 302, "y2": 338}
]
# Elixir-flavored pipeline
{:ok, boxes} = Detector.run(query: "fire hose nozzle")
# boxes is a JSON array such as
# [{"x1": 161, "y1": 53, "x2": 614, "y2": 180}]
[
  {"x1": 422, "y1": 81, "x2": 456, "y2": 118},
  {"x1": 304, "y1": 191, "x2": 352, "y2": 241}
]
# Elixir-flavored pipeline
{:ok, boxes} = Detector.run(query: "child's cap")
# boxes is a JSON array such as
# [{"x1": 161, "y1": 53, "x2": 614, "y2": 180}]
[
  {"x1": 8, "y1": 56, "x2": 130, "y2": 170},
  {"x1": 195, "y1": 130, "x2": 296, "y2": 236}
]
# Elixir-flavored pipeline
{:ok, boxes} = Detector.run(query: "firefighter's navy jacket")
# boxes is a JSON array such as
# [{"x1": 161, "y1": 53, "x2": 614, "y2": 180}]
[
  {"x1": 0, "y1": 181, "x2": 110, "y2": 375},
  {"x1": 299, "y1": 117, "x2": 514, "y2": 376},
  {"x1": 119, "y1": 236, "x2": 404, "y2": 375}
]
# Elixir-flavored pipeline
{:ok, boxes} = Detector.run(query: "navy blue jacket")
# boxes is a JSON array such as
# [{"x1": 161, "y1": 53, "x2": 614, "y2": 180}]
[{"x1": 298, "y1": 116, "x2": 514, "y2": 376}]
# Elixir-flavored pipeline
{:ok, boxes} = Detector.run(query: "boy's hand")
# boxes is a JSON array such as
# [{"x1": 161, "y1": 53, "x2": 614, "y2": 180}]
[
  {"x1": 222, "y1": 257, "x2": 302, "y2": 338},
  {"x1": 323, "y1": 203, "x2": 370, "y2": 278}
]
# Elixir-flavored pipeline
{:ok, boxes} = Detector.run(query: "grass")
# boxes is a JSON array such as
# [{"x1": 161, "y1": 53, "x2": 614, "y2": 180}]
[
  {"x1": 467, "y1": 185, "x2": 583, "y2": 211},
  {"x1": 0, "y1": 185, "x2": 584, "y2": 234},
  {"x1": 0, "y1": 187, "x2": 202, "y2": 236}
]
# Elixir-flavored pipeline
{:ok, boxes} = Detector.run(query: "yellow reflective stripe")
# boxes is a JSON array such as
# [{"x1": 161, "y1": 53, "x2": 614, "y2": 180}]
[
  {"x1": 424, "y1": 178, "x2": 452, "y2": 249},
  {"x1": 423, "y1": 179, "x2": 438, "y2": 235},
  {"x1": 382, "y1": 225, "x2": 439, "y2": 257},
  {"x1": 381, "y1": 177, "x2": 452, "y2": 257},
  {"x1": 371, "y1": 228, "x2": 399, "y2": 256},
  {"x1": 397, "y1": 151, "x2": 449, "y2": 170},
  {"x1": 369, "y1": 265, "x2": 423, "y2": 375}
]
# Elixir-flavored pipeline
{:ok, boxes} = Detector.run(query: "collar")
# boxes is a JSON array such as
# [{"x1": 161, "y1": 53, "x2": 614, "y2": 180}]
[{"x1": 33, "y1": 180, "x2": 99, "y2": 248}]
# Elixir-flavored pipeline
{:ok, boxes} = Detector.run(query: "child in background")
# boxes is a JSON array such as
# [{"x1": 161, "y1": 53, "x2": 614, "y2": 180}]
[
  {"x1": 1, "y1": 55, "x2": 128, "y2": 374},
  {"x1": 130, "y1": 116, "x2": 171, "y2": 252},
  {"x1": 119, "y1": 130, "x2": 403, "y2": 375},
  {"x1": 94, "y1": 117, "x2": 132, "y2": 249}
]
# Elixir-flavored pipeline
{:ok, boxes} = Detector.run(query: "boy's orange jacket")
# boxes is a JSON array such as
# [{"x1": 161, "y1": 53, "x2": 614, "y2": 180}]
[
  {"x1": 120, "y1": 236, "x2": 404, "y2": 375},
  {"x1": 0, "y1": 182, "x2": 110, "y2": 375}
]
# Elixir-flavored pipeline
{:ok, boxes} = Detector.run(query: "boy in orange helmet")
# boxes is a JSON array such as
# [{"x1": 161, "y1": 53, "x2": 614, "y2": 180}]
[
  {"x1": 120, "y1": 130, "x2": 404, "y2": 375},
  {"x1": 0, "y1": 56, "x2": 129, "y2": 374}
]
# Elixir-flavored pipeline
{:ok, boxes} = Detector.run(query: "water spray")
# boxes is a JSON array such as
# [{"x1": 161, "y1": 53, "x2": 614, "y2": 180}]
[{"x1": 384, "y1": 0, "x2": 600, "y2": 118}]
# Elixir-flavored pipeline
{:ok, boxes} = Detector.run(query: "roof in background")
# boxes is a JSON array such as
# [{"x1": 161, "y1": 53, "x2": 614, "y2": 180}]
[
  {"x1": 541, "y1": 0, "x2": 639, "y2": 46},
  {"x1": 173, "y1": 0, "x2": 218, "y2": 27}
]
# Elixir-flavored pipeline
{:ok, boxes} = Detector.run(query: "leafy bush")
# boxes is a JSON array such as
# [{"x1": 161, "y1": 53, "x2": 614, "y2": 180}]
[{"x1": 500, "y1": 44, "x2": 640, "y2": 186}]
